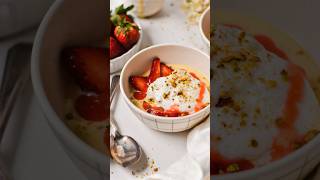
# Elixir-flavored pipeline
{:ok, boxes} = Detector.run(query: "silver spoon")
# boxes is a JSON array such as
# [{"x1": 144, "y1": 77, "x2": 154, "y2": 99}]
[{"x1": 110, "y1": 75, "x2": 142, "y2": 167}]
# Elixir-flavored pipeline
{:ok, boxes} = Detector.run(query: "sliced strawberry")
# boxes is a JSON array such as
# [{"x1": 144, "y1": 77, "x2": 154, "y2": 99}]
[
  {"x1": 110, "y1": 37, "x2": 124, "y2": 59},
  {"x1": 147, "y1": 107, "x2": 165, "y2": 116},
  {"x1": 160, "y1": 63, "x2": 173, "y2": 76},
  {"x1": 148, "y1": 57, "x2": 161, "y2": 83},
  {"x1": 143, "y1": 103, "x2": 189, "y2": 117},
  {"x1": 75, "y1": 94, "x2": 107, "y2": 121},
  {"x1": 62, "y1": 47, "x2": 107, "y2": 94},
  {"x1": 163, "y1": 109, "x2": 181, "y2": 117},
  {"x1": 133, "y1": 91, "x2": 146, "y2": 100},
  {"x1": 164, "y1": 110, "x2": 180, "y2": 117},
  {"x1": 180, "y1": 112, "x2": 189, "y2": 116},
  {"x1": 129, "y1": 76, "x2": 148, "y2": 92},
  {"x1": 143, "y1": 101, "x2": 151, "y2": 110}
]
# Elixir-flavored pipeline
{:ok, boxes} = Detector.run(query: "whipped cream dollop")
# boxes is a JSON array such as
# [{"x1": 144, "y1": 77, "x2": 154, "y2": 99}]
[{"x1": 145, "y1": 69, "x2": 209, "y2": 114}]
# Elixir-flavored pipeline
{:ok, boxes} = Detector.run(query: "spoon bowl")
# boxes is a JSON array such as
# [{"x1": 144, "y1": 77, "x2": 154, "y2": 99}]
[
  {"x1": 110, "y1": 134, "x2": 142, "y2": 167},
  {"x1": 110, "y1": 75, "x2": 142, "y2": 167}
]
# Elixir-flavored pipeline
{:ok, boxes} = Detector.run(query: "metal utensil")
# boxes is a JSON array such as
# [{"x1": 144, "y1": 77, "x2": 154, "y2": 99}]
[
  {"x1": 110, "y1": 75, "x2": 142, "y2": 167},
  {"x1": 0, "y1": 43, "x2": 32, "y2": 179}
]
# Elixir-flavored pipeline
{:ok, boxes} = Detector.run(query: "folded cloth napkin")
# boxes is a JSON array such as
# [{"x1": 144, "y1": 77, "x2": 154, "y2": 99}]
[{"x1": 144, "y1": 118, "x2": 210, "y2": 180}]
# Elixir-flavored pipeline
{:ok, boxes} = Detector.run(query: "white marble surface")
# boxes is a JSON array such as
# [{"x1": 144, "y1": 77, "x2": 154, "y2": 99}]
[
  {"x1": 110, "y1": 0, "x2": 209, "y2": 179},
  {"x1": 1, "y1": 0, "x2": 319, "y2": 180}
]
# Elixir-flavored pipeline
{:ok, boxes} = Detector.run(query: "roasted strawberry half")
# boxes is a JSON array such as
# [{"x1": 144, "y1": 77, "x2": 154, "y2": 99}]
[
  {"x1": 114, "y1": 22, "x2": 140, "y2": 49},
  {"x1": 133, "y1": 91, "x2": 146, "y2": 100},
  {"x1": 164, "y1": 109, "x2": 182, "y2": 117},
  {"x1": 75, "y1": 94, "x2": 107, "y2": 121},
  {"x1": 110, "y1": 36, "x2": 124, "y2": 59},
  {"x1": 143, "y1": 101, "x2": 152, "y2": 110},
  {"x1": 143, "y1": 102, "x2": 188, "y2": 117},
  {"x1": 129, "y1": 76, "x2": 148, "y2": 92},
  {"x1": 147, "y1": 106, "x2": 165, "y2": 116},
  {"x1": 148, "y1": 57, "x2": 161, "y2": 83},
  {"x1": 143, "y1": 102, "x2": 165, "y2": 117},
  {"x1": 62, "y1": 47, "x2": 107, "y2": 93},
  {"x1": 160, "y1": 63, "x2": 173, "y2": 76}
]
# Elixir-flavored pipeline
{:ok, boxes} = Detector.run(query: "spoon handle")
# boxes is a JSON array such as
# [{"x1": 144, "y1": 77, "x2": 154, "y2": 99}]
[
  {"x1": 110, "y1": 75, "x2": 120, "y2": 103},
  {"x1": 110, "y1": 75, "x2": 121, "y2": 138}
]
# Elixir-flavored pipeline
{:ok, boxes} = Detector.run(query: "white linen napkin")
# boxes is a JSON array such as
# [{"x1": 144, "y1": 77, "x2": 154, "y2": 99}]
[{"x1": 144, "y1": 118, "x2": 210, "y2": 180}]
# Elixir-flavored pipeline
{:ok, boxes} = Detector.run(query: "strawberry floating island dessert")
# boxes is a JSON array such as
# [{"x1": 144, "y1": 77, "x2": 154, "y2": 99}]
[
  {"x1": 211, "y1": 24, "x2": 320, "y2": 175},
  {"x1": 61, "y1": 47, "x2": 108, "y2": 154},
  {"x1": 129, "y1": 57, "x2": 210, "y2": 117}
]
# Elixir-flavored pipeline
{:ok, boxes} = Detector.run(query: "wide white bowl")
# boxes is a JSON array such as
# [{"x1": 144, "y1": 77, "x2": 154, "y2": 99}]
[
  {"x1": 120, "y1": 44, "x2": 210, "y2": 132},
  {"x1": 110, "y1": 21, "x2": 143, "y2": 73},
  {"x1": 31, "y1": 0, "x2": 107, "y2": 178},
  {"x1": 199, "y1": 7, "x2": 210, "y2": 47}
]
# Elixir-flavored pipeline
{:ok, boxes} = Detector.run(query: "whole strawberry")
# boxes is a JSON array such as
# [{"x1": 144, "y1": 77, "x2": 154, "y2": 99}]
[
  {"x1": 114, "y1": 22, "x2": 140, "y2": 49},
  {"x1": 110, "y1": 36, "x2": 124, "y2": 58}
]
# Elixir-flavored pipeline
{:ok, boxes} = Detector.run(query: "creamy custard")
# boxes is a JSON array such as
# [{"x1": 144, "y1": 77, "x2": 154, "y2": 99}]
[{"x1": 64, "y1": 88, "x2": 107, "y2": 154}]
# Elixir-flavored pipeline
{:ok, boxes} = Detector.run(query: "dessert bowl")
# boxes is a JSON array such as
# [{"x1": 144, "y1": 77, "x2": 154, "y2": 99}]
[
  {"x1": 199, "y1": 7, "x2": 210, "y2": 46},
  {"x1": 212, "y1": 10, "x2": 320, "y2": 180},
  {"x1": 120, "y1": 44, "x2": 210, "y2": 132},
  {"x1": 31, "y1": 0, "x2": 107, "y2": 178}
]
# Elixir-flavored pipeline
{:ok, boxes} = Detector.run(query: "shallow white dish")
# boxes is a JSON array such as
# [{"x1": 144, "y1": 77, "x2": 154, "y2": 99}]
[
  {"x1": 120, "y1": 44, "x2": 210, "y2": 132},
  {"x1": 110, "y1": 21, "x2": 143, "y2": 73},
  {"x1": 199, "y1": 7, "x2": 210, "y2": 47},
  {"x1": 31, "y1": 0, "x2": 107, "y2": 178}
]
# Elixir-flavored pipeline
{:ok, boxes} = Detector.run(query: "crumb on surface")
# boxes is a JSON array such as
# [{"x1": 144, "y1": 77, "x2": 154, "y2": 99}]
[{"x1": 130, "y1": 157, "x2": 160, "y2": 178}]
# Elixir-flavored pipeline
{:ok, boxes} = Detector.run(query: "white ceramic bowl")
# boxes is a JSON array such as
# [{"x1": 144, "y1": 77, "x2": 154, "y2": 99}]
[
  {"x1": 131, "y1": 0, "x2": 164, "y2": 17},
  {"x1": 110, "y1": 21, "x2": 143, "y2": 73},
  {"x1": 120, "y1": 44, "x2": 210, "y2": 132},
  {"x1": 213, "y1": 10, "x2": 320, "y2": 180},
  {"x1": 31, "y1": 0, "x2": 107, "y2": 178},
  {"x1": 199, "y1": 7, "x2": 210, "y2": 47}
]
